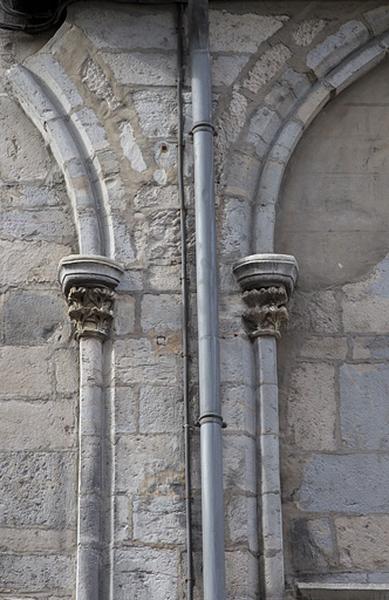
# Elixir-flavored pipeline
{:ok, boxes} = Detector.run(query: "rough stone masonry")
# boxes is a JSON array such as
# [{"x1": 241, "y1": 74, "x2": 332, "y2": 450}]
[{"x1": 2, "y1": 1, "x2": 389, "y2": 599}]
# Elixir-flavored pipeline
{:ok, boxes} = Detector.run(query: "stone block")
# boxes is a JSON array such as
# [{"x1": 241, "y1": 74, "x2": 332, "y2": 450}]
[
  {"x1": 0, "y1": 400, "x2": 75, "y2": 450},
  {"x1": 141, "y1": 294, "x2": 181, "y2": 333},
  {"x1": 0, "y1": 450, "x2": 76, "y2": 527},
  {"x1": 299, "y1": 336, "x2": 348, "y2": 360},
  {"x1": 114, "y1": 547, "x2": 177, "y2": 600},
  {"x1": 220, "y1": 336, "x2": 254, "y2": 385},
  {"x1": 139, "y1": 385, "x2": 182, "y2": 434},
  {"x1": 0, "y1": 554, "x2": 73, "y2": 593},
  {"x1": 209, "y1": 10, "x2": 288, "y2": 53},
  {"x1": 147, "y1": 264, "x2": 181, "y2": 291},
  {"x1": 133, "y1": 89, "x2": 177, "y2": 138},
  {"x1": 298, "y1": 453, "x2": 389, "y2": 513},
  {"x1": 115, "y1": 434, "x2": 182, "y2": 494},
  {"x1": 290, "y1": 290, "x2": 341, "y2": 335},
  {"x1": 0, "y1": 240, "x2": 72, "y2": 288},
  {"x1": 0, "y1": 346, "x2": 51, "y2": 399},
  {"x1": 336, "y1": 515, "x2": 389, "y2": 571},
  {"x1": 115, "y1": 338, "x2": 178, "y2": 386},
  {"x1": 133, "y1": 209, "x2": 180, "y2": 266},
  {"x1": 248, "y1": 106, "x2": 281, "y2": 157},
  {"x1": 0, "y1": 208, "x2": 73, "y2": 244},
  {"x1": 119, "y1": 120, "x2": 147, "y2": 173},
  {"x1": 340, "y1": 363, "x2": 389, "y2": 450},
  {"x1": 295, "y1": 83, "x2": 331, "y2": 128},
  {"x1": 287, "y1": 363, "x2": 337, "y2": 451},
  {"x1": 132, "y1": 494, "x2": 185, "y2": 544},
  {"x1": 115, "y1": 386, "x2": 138, "y2": 434},
  {"x1": 74, "y1": 5, "x2": 176, "y2": 50},
  {"x1": 223, "y1": 434, "x2": 256, "y2": 494},
  {"x1": 81, "y1": 57, "x2": 120, "y2": 112},
  {"x1": 289, "y1": 517, "x2": 336, "y2": 573},
  {"x1": 293, "y1": 19, "x2": 327, "y2": 47},
  {"x1": 212, "y1": 54, "x2": 250, "y2": 87},
  {"x1": 102, "y1": 52, "x2": 176, "y2": 86},
  {"x1": 225, "y1": 549, "x2": 258, "y2": 599},
  {"x1": 133, "y1": 185, "x2": 179, "y2": 210},
  {"x1": 243, "y1": 44, "x2": 292, "y2": 95},
  {"x1": 306, "y1": 21, "x2": 369, "y2": 78},
  {"x1": 114, "y1": 295, "x2": 136, "y2": 335},
  {"x1": 326, "y1": 43, "x2": 385, "y2": 94},
  {"x1": 0, "y1": 526, "x2": 75, "y2": 552},
  {"x1": 352, "y1": 335, "x2": 389, "y2": 360},
  {"x1": 0, "y1": 96, "x2": 52, "y2": 182},
  {"x1": 226, "y1": 493, "x2": 257, "y2": 551},
  {"x1": 221, "y1": 198, "x2": 251, "y2": 256},
  {"x1": 221, "y1": 384, "x2": 255, "y2": 435},
  {"x1": 3, "y1": 291, "x2": 64, "y2": 344}
]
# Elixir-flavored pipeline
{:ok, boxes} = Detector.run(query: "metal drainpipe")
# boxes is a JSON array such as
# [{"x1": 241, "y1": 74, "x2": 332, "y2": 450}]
[{"x1": 188, "y1": 1, "x2": 226, "y2": 599}]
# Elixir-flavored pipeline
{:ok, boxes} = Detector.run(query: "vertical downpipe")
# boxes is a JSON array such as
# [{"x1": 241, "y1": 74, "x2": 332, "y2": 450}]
[{"x1": 189, "y1": 1, "x2": 226, "y2": 599}]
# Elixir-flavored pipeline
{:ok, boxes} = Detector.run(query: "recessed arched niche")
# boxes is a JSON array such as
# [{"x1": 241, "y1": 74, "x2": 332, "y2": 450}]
[
  {"x1": 276, "y1": 57, "x2": 389, "y2": 586},
  {"x1": 276, "y1": 58, "x2": 389, "y2": 291}
]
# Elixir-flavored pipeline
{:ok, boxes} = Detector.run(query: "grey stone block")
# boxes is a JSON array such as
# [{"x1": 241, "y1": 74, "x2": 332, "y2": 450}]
[
  {"x1": 290, "y1": 517, "x2": 336, "y2": 573},
  {"x1": 299, "y1": 454, "x2": 389, "y2": 513},
  {"x1": 3, "y1": 291, "x2": 64, "y2": 344},
  {"x1": 132, "y1": 494, "x2": 185, "y2": 544},
  {"x1": 340, "y1": 364, "x2": 389, "y2": 450},
  {"x1": 0, "y1": 451, "x2": 76, "y2": 527},
  {"x1": 0, "y1": 554, "x2": 74, "y2": 593}
]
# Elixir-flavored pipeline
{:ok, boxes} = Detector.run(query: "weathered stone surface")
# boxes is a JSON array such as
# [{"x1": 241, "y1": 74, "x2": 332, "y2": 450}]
[
  {"x1": 115, "y1": 434, "x2": 182, "y2": 494},
  {"x1": 221, "y1": 198, "x2": 251, "y2": 256},
  {"x1": 74, "y1": 4, "x2": 176, "y2": 49},
  {"x1": 81, "y1": 57, "x2": 121, "y2": 111},
  {"x1": 133, "y1": 89, "x2": 177, "y2": 138},
  {"x1": 243, "y1": 44, "x2": 292, "y2": 94},
  {"x1": 0, "y1": 553, "x2": 74, "y2": 593},
  {"x1": 132, "y1": 494, "x2": 185, "y2": 544},
  {"x1": 0, "y1": 400, "x2": 75, "y2": 450},
  {"x1": 102, "y1": 52, "x2": 176, "y2": 86},
  {"x1": 3, "y1": 291, "x2": 64, "y2": 344},
  {"x1": 0, "y1": 346, "x2": 51, "y2": 399},
  {"x1": 119, "y1": 121, "x2": 147, "y2": 173},
  {"x1": 212, "y1": 54, "x2": 250, "y2": 87},
  {"x1": 290, "y1": 291, "x2": 341, "y2": 334},
  {"x1": 209, "y1": 10, "x2": 288, "y2": 53},
  {"x1": 299, "y1": 454, "x2": 389, "y2": 513},
  {"x1": 340, "y1": 364, "x2": 389, "y2": 450},
  {"x1": 293, "y1": 19, "x2": 327, "y2": 47},
  {"x1": 141, "y1": 294, "x2": 181, "y2": 333},
  {"x1": 115, "y1": 338, "x2": 178, "y2": 386},
  {"x1": 299, "y1": 336, "x2": 348, "y2": 360},
  {"x1": 220, "y1": 336, "x2": 254, "y2": 385},
  {"x1": 287, "y1": 363, "x2": 337, "y2": 451},
  {"x1": 115, "y1": 387, "x2": 138, "y2": 434},
  {"x1": 221, "y1": 384, "x2": 255, "y2": 434},
  {"x1": 0, "y1": 97, "x2": 52, "y2": 182},
  {"x1": 0, "y1": 526, "x2": 75, "y2": 553},
  {"x1": 352, "y1": 335, "x2": 389, "y2": 360},
  {"x1": 114, "y1": 295, "x2": 136, "y2": 335},
  {"x1": 223, "y1": 434, "x2": 256, "y2": 494},
  {"x1": 306, "y1": 21, "x2": 369, "y2": 78},
  {"x1": 139, "y1": 385, "x2": 182, "y2": 434},
  {"x1": 290, "y1": 517, "x2": 336, "y2": 573},
  {"x1": 0, "y1": 451, "x2": 76, "y2": 527},
  {"x1": 114, "y1": 547, "x2": 178, "y2": 600},
  {"x1": 336, "y1": 515, "x2": 389, "y2": 570},
  {"x1": 133, "y1": 209, "x2": 180, "y2": 266},
  {"x1": 226, "y1": 493, "x2": 257, "y2": 550},
  {"x1": 0, "y1": 240, "x2": 72, "y2": 288}
]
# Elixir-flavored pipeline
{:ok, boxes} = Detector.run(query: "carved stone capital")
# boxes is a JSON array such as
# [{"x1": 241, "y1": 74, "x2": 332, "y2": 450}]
[
  {"x1": 233, "y1": 254, "x2": 299, "y2": 340},
  {"x1": 58, "y1": 255, "x2": 123, "y2": 340}
]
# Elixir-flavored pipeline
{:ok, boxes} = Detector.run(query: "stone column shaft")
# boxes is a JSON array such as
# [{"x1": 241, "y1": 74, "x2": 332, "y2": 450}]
[
  {"x1": 58, "y1": 255, "x2": 122, "y2": 600},
  {"x1": 233, "y1": 254, "x2": 298, "y2": 600}
]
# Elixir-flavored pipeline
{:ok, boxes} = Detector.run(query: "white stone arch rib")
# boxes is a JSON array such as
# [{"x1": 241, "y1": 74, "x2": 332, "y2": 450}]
[
  {"x1": 8, "y1": 58, "x2": 115, "y2": 259},
  {"x1": 253, "y1": 33, "x2": 389, "y2": 254}
]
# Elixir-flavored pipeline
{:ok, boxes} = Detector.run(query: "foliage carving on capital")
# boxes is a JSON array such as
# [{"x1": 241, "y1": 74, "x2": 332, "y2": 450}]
[
  {"x1": 242, "y1": 285, "x2": 289, "y2": 340},
  {"x1": 66, "y1": 285, "x2": 115, "y2": 340}
]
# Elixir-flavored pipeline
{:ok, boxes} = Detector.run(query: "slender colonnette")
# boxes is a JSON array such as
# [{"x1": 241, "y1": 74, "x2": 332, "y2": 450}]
[{"x1": 233, "y1": 254, "x2": 298, "y2": 600}]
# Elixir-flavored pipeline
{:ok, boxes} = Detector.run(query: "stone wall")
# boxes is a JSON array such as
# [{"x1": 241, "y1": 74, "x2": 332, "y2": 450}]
[{"x1": 1, "y1": 1, "x2": 389, "y2": 599}]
